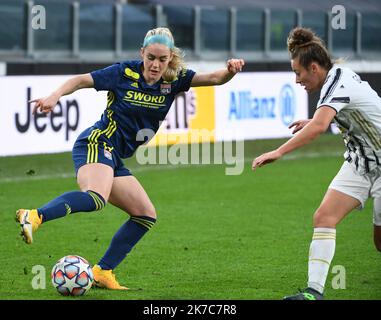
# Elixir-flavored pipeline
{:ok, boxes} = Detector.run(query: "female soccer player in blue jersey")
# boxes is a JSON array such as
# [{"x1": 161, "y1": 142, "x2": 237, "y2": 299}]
[{"x1": 16, "y1": 27, "x2": 245, "y2": 290}]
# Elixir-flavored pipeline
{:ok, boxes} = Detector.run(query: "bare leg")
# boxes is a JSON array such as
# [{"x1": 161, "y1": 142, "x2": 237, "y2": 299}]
[
  {"x1": 77, "y1": 163, "x2": 114, "y2": 201},
  {"x1": 108, "y1": 175, "x2": 156, "y2": 218},
  {"x1": 313, "y1": 189, "x2": 361, "y2": 227}
]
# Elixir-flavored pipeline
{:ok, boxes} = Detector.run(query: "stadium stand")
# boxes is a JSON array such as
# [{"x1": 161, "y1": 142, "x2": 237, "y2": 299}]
[{"x1": 1, "y1": 0, "x2": 380, "y2": 64}]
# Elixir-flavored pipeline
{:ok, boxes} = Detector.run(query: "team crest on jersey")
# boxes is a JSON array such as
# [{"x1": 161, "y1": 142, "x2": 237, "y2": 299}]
[
  {"x1": 104, "y1": 149, "x2": 113, "y2": 160},
  {"x1": 160, "y1": 83, "x2": 171, "y2": 94}
]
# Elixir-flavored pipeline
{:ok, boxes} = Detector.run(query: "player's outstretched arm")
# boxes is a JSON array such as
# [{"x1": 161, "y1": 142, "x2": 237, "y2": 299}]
[
  {"x1": 30, "y1": 73, "x2": 94, "y2": 115},
  {"x1": 190, "y1": 58, "x2": 245, "y2": 87},
  {"x1": 252, "y1": 106, "x2": 336, "y2": 170},
  {"x1": 289, "y1": 119, "x2": 312, "y2": 134}
]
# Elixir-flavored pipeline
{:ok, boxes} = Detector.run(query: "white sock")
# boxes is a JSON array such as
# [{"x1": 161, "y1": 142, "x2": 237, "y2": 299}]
[{"x1": 307, "y1": 227, "x2": 336, "y2": 294}]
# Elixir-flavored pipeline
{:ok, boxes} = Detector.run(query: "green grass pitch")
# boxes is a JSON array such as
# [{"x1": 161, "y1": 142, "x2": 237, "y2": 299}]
[{"x1": 0, "y1": 134, "x2": 380, "y2": 300}]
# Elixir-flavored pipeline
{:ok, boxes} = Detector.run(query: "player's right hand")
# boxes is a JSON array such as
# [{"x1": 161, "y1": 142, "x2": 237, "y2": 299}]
[
  {"x1": 30, "y1": 94, "x2": 60, "y2": 115},
  {"x1": 252, "y1": 149, "x2": 282, "y2": 171},
  {"x1": 227, "y1": 58, "x2": 245, "y2": 74},
  {"x1": 288, "y1": 119, "x2": 311, "y2": 134}
]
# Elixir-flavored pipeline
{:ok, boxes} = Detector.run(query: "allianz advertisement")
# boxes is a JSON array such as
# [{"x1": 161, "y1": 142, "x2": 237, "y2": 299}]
[
  {"x1": 214, "y1": 72, "x2": 308, "y2": 141},
  {"x1": 0, "y1": 72, "x2": 307, "y2": 156}
]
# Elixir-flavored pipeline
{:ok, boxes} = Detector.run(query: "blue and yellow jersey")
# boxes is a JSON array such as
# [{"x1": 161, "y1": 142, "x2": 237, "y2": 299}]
[{"x1": 89, "y1": 60, "x2": 195, "y2": 158}]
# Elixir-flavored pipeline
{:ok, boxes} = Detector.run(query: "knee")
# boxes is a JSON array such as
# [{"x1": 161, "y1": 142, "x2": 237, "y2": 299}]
[
  {"x1": 145, "y1": 205, "x2": 157, "y2": 220},
  {"x1": 129, "y1": 204, "x2": 157, "y2": 220},
  {"x1": 313, "y1": 207, "x2": 337, "y2": 228}
]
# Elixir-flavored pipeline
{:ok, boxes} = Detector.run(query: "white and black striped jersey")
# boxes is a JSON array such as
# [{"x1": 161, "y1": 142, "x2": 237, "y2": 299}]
[{"x1": 317, "y1": 65, "x2": 381, "y2": 175}]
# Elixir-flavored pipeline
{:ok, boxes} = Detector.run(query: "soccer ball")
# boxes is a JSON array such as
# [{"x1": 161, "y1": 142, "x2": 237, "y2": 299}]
[{"x1": 51, "y1": 255, "x2": 94, "y2": 296}]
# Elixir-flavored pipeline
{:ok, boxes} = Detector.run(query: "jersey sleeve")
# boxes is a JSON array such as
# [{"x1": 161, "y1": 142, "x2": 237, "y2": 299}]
[
  {"x1": 90, "y1": 63, "x2": 121, "y2": 91},
  {"x1": 317, "y1": 68, "x2": 351, "y2": 113},
  {"x1": 173, "y1": 68, "x2": 196, "y2": 93}
]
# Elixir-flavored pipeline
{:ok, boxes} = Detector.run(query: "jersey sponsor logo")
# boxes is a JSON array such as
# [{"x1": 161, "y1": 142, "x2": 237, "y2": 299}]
[
  {"x1": 124, "y1": 68, "x2": 140, "y2": 81},
  {"x1": 123, "y1": 90, "x2": 166, "y2": 108}
]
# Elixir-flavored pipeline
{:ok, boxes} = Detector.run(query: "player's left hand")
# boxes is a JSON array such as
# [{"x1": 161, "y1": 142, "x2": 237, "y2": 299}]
[
  {"x1": 252, "y1": 150, "x2": 282, "y2": 171},
  {"x1": 227, "y1": 59, "x2": 245, "y2": 74}
]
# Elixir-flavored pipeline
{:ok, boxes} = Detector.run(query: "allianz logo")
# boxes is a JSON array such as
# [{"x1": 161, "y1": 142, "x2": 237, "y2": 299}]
[
  {"x1": 279, "y1": 84, "x2": 296, "y2": 126},
  {"x1": 227, "y1": 84, "x2": 296, "y2": 127}
]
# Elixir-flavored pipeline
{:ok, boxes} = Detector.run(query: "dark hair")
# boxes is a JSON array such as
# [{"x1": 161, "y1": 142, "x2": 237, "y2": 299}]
[{"x1": 287, "y1": 27, "x2": 333, "y2": 70}]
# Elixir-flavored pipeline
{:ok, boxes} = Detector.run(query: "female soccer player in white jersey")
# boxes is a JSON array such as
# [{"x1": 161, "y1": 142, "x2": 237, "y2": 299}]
[
  {"x1": 16, "y1": 27, "x2": 245, "y2": 290},
  {"x1": 252, "y1": 27, "x2": 381, "y2": 300}
]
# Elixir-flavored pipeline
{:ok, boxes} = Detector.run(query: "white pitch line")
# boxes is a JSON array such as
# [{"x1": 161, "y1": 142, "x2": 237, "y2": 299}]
[{"x1": 0, "y1": 151, "x2": 343, "y2": 183}]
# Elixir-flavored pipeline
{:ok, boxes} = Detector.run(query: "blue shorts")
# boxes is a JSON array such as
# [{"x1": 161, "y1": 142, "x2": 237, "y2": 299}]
[{"x1": 72, "y1": 127, "x2": 132, "y2": 177}]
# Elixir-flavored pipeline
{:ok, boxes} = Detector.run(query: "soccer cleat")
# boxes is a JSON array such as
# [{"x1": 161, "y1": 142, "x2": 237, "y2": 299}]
[
  {"x1": 15, "y1": 209, "x2": 42, "y2": 244},
  {"x1": 92, "y1": 265, "x2": 128, "y2": 290},
  {"x1": 283, "y1": 287, "x2": 324, "y2": 300}
]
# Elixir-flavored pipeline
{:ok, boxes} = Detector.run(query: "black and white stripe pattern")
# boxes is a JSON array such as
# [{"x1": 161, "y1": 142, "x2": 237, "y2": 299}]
[
  {"x1": 320, "y1": 68, "x2": 342, "y2": 105},
  {"x1": 334, "y1": 116, "x2": 379, "y2": 174}
]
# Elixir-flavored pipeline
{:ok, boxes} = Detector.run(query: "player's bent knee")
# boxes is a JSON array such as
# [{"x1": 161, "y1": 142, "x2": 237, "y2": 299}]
[
  {"x1": 143, "y1": 205, "x2": 157, "y2": 219},
  {"x1": 128, "y1": 204, "x2": 157, "y2": 219},
  {"x1": 313, "y1": 209, "x2": 327, "y2": 226},
  {"x1": 313, "y1": 208, "x2": 337, "y2": 228}
]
